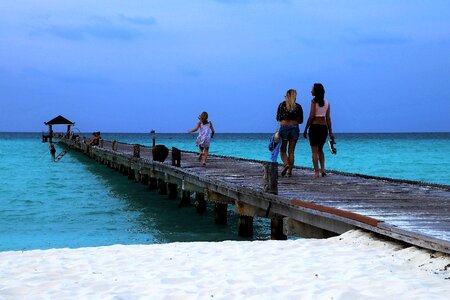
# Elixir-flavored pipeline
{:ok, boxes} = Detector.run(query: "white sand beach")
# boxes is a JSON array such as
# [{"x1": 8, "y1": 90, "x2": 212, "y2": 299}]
[{"x1": 0, "y1": 230, "x2": 448, "y2": 299}]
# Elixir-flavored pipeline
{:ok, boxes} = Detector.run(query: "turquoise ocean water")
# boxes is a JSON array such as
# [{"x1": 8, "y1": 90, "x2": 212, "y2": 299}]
[{"x1": 0, "y1": 132, "x2": 449, "y2": 251}]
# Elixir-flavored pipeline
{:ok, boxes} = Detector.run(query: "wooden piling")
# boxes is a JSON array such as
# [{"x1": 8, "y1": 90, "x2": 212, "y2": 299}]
[
  {"x1": 158, "y1": 179, "x2": 167, "y2": 195},
  {"x1": 271, "y1": 217, "x2": 287, "y2": 240},
  {"x1": 167, "y1": 183, "x2": 178, "y2": 200},
  {"x1": 140, "y1": 174, "x2": 149, "y2": 185},
  {"x1": 214, "y1": 203, "x2": 228, "y2": 225},
  {"x1": 195, "y1": 192, "x2": 207, "y2": 214},
  {"x1": 238, "y1": 216, "x2": 253, "y2": 237},
  {"x1": 148, "y1": 177, "x2": 158, "y2": 190},
  {"x1": 179, "y1": 190, "x2": 191, "y2": 207}
]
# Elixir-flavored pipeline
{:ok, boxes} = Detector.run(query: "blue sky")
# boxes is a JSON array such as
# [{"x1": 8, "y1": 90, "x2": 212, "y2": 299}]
[{"x1": 0, "y1": 0, "x2": 449, "y2": 133}]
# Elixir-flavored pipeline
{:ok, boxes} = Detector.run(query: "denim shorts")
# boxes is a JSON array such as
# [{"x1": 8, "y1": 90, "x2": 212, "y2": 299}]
[{"x1": 279, "y1": 125, "x2": 300, "y2": 141}]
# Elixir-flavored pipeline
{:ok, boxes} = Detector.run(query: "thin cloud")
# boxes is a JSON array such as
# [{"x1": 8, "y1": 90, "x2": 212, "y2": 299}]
[
  {"x1": 22, "y1": 67, "x2": 112, "y2": 85},
  {"x1": 119, "y1": 15, "x2": 157, "y2": 26},
  {"x1": 215, "y1": 0, "x2": 289, "y2": 4},
  {"x1": 31, "y1": 15, "x2": 156, "y2": 41},
  {"x1": 346, "y1": 31, "x2": 412, "y2": 46}
]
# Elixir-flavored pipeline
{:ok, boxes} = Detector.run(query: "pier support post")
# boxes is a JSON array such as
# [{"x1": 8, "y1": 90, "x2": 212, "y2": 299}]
[
  {"x1": 134, "y1": 170, "x2": 141, "y2": 183},
  {"x1": 271, "y1": 217, "x2": 287, "y2": 240},
  {"x1": 179, "y1": 190, "x2": 191, "y2": 207},
  {"x1": 238, "y1": 216, "x2": 253, "y2": 238},
  {"x1": 128, "y1": 168, "x2": 135, "y2": 180},
  {"x1": 195, "y1": 192, "x2": 207, "y2": 214},
  {"x1": 158, "y1": 179, "x2": 167, "y2": 195},
  {"x1": 140, "y1": 174, "x2": 148, "y2": 185},
  {"x1": 148, "y1": 177, "x2": 158, "y2": 190},
  {"x1": 215, "y1": 203, "x2": 228, "y2": 225},
  {"x1": 167, "y1": 183, "x2": 178, "y2": 200},
  {"x1": 172, "y1": 147, "x2": 181, "y2": 167}
]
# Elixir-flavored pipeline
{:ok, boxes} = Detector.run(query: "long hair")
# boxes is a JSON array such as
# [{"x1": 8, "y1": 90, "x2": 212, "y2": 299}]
[
  {"x1": 313, "y1": 83, "x2": 325, "y2": 107},
  {"x1": 199, "y1": 111, "x2": 209, "y2": 125},
  {"x1": 284, "y1": 89, "x2": 297, "y2": 111}
]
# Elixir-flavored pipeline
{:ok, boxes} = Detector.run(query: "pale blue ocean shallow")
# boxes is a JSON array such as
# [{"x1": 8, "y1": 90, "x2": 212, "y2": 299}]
[{"x1": 0, "y1": 132, "x2": 448, "y2": 251}]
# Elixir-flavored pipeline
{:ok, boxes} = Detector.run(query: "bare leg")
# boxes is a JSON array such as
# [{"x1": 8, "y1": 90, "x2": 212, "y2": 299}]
[
  {"x1": 318, "y1": 148, "x2": 325, "y2": 176},
  {"x1": 280, "y1": 140, "x2": 289, "y2": 176},
  {"x1": 280, "y1": 140, "x2": 288, "y2": 166},
  {"x1": 203, "y1": 147, "x2": 209, "y2": 165},
  {"x1": 198, "y1": 147, "x2": 203, "y2": 161},
  {"x1": 311, "y1": 146, "x2": 320, "y2": 177},
  {"x1": 287, "y1": 139, "x2": 297, "y2": 176}
]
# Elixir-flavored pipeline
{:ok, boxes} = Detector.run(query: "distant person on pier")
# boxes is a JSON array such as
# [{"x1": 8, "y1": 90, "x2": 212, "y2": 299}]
[
  {"x1": 187, "y1": 111, "x2": 215, "y2": 166},
  {"x1": 90, "y1": 132, "x2": 101, "y2": 146},
  {"x1": 49, "y1": 142, "x2": 56, "y2": 161},
  {"x1": 276, "y1": 89, "x2": 303, "y2": 177},
  {"x1": 303, "y1": 83, "x2": 334, "y2": 177}
]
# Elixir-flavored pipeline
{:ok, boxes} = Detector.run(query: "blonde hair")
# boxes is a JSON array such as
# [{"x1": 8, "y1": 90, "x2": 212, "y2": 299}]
[
  {"x1": 199, "y1": 111, "x2": 209, "y2": 124},
  {"x1": 285, "y1": 89, "x2": 297, "y2": 111}
]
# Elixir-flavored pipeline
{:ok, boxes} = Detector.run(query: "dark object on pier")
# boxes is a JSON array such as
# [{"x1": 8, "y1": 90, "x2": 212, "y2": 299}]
[
  {"x1": 152, "y1": 145, "x2": 169, "y2": 162},
  {"x1": 172, "y1": 147, "x2": 181, "y2": 167}
]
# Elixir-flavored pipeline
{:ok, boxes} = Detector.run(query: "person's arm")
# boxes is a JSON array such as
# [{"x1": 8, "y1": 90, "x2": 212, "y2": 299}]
[
  {"x1": 326, "y1": 104, "x2": 334, "y2": 139},
  {"x1": 303, "y1": 101, "x2": 315, "y2": 138},
  {"x1": 209, "y1": 121, "x2": 215, "y2": 138},
  {"x1": 187, "y1": 122, "x2": 201, "y2": 133},
  {"x1": 276, "y1": 103, "x2": 282, "y2": 122},
  {"x1": 298, "y1": 104, "x2": 304, "y2": 124}
]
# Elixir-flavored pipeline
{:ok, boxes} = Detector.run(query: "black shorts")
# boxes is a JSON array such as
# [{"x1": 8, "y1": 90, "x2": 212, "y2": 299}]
[{"x1": 309, "y1": 124, "x2": 328, "y2": 150}]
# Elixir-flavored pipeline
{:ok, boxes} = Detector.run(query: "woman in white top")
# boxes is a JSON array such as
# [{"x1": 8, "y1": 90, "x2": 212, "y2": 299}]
[{"x1": 303, "y1": 83, "x2": 334, "y2": 177}]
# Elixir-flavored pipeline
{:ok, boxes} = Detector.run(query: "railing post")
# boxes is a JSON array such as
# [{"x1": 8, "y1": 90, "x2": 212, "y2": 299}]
[
  {"x1": 172, "y1": 147, "x2": 181, "y2": 167},
  {"x1": 263, "y1": 162, "x2": 287, "y2": 240},
  {"x1": 112, "y1": 140, "x2": 118, "y2": 151},
  {"x1": 263, "y1": 162, "x2": 278, "y2": 194},
  {"x1": 133, "y1": 144, "x2": 140, "y2": 158}
]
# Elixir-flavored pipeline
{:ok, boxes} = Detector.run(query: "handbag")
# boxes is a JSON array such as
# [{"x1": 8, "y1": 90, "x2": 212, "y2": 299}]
[{"x1": 268, "y1": 130, "x2": 280, "y2": 151}]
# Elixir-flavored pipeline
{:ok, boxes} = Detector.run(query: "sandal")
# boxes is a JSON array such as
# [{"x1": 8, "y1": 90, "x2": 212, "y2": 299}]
[
  {"x1": 287, "y1": 169, "x2": 292, "y2": 177},
  {"x1": 321, "y1": 172, "x2": 327, "y2": 177},
  {"x1": 314, "y1": 170, "x2": 320, "y2": 178},
  {"x1": 281, "y1": 165, "x2": 289, "y2": 177}
]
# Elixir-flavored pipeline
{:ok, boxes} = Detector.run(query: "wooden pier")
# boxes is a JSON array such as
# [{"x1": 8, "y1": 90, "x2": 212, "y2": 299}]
[{"x1": 59, "y1": 137, "x2": 450, "y2": 254}]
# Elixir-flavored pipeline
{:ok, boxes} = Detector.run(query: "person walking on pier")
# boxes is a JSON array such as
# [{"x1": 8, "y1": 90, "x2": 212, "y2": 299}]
[
  {"x1": 276, "y1": 89, "x2": 303, "y2": 177},
  {"x1": 303, "y1": 83, "x2": 334, "y2": 177},
  {"x1": 49, "y1": 142, "x2": 56, "y2": 161},
  {"x1": 188, "y1": 111, "x2": 215, "y2": 166}
]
